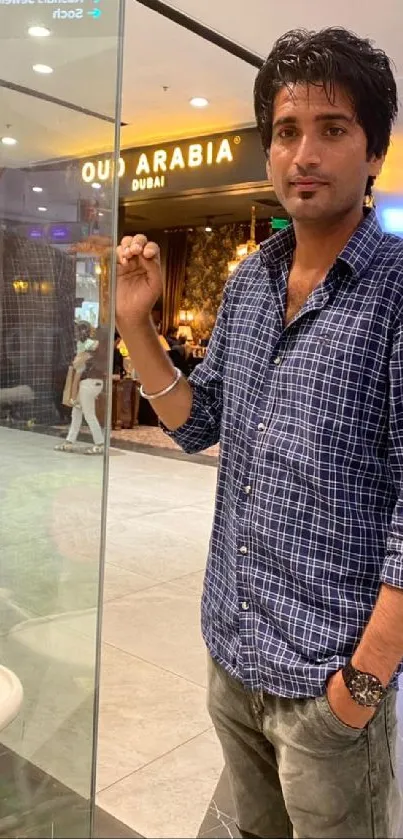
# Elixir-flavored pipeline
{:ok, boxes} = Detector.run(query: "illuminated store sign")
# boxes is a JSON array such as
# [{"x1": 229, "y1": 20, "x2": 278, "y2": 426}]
[
  {"x1": 78, "y1": 129, "x2": 266, "y2": 199},
  {"x1": 81, "y1": 136, "x2": 237, "y2": 194}
]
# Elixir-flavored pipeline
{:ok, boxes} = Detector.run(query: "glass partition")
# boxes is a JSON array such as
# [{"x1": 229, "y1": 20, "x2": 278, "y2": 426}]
[{"x1": 0, "y1": 2, "x2": 124, "y2": 837}]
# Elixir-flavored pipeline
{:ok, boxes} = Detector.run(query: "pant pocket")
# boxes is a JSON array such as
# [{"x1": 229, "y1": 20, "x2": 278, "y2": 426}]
[{"x1": 313, "y1": 694, "x2": 365, "y2": 742}]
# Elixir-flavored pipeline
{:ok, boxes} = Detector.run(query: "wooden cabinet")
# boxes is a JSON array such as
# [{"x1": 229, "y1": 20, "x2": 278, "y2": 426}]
[
  {"x1": 111, "y1": 378, "x2": 139, "y2": 430},
  {"x1": 95, "y1": 378, "x2": 140, "y2": 430}
]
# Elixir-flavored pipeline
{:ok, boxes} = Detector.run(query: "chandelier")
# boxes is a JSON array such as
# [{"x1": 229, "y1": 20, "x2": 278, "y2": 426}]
[{"x1": 228, "y1": 205, "x2": 259, "y2": 274}]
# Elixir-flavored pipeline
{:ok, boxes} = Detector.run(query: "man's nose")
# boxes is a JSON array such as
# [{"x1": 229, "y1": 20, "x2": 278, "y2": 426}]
[{"x1": 293, "y1": 134, "x2": 322, "y2": 169}]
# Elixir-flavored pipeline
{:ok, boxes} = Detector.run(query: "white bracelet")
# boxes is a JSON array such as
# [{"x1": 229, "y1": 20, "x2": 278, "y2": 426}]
[{"x1": 139, "y1": 367, "x2": 182, "y2": 401}]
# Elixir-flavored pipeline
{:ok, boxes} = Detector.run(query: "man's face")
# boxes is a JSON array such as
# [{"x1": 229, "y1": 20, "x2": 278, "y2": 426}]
[{"x1": 268, "y1": 83, "x2": 384, "y2": 223}]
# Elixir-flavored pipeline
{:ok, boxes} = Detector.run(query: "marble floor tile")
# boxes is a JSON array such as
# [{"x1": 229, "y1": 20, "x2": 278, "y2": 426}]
[
  {"x1": 105, "y1": 509, "x2": 212, "y2": 584},
  {"x1": 198, "y1": 770, "x2": 237, "y2": 837},
  {"x1": 170, "y1": 570, "x2": 205, "y2": 597},
  {"x1": 98, "y1": 729, "x2": 223, "y2": 839},
  {"x1": 198, "y1": 823, "x2": 240, "y2": 838},
  {"x1": 103, "y1": 563, "x2": 158, "y2": 603},
  {"x1": 107, "y1": 502, "x2": 214, "y2": 538},
  {"x1": 94, "y1": 806, "x2": 143, "y2": 838},
  {"x1": 96, "y1": 645, "x2": 211, "y2": 790},
  {"x1": 107, "y1": 452, "x2": 217, "y2": 510},
  {"x1": 101, "y1": 583, "x2": 207, "y2": 687}
]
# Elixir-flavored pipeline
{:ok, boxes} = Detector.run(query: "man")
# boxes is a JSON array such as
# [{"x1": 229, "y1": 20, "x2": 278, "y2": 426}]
[{"x1": 116, "y1": 27, "x2": 403, "y2": 839}]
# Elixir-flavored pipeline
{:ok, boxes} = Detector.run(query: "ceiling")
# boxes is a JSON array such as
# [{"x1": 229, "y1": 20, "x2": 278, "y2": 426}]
[
  {"x1": 1, "y1": 0, "x2": 402, "y2": 166},
  {"x1": 165, "y1": 0, "x2": 403, "y2": 72},
  {"x1": 0, "y1": 0, "x2": 403, "y2": 230},
  {"x1": 121, "y1": 0, "x2": 403, "y2": 148}
]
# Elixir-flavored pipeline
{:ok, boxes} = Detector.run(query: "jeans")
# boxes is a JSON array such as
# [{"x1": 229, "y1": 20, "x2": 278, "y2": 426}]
[
  {"x1": 66, "y1": 378, "x2": 103, "y2": 446},
  {"x1": 207, "y1": 655, "x2": 401, "y2": 838}
]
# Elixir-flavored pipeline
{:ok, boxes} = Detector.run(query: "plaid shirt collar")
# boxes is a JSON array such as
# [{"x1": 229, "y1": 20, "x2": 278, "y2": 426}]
[{"x1": 259, "y1": 208, "x2": 384, "y2": 281}]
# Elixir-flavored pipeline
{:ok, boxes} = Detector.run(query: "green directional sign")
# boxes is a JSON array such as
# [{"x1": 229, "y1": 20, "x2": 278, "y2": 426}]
[{"x1": 271, "y1": 218, "x2": 290, "y2": 230}]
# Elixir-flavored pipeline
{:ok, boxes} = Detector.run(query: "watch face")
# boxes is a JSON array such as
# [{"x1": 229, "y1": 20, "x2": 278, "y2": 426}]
[{"x1": 350, "y1": 672, "x2": 384, "y2": 706}]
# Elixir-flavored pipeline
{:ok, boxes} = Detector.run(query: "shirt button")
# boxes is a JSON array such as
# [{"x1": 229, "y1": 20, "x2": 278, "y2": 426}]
[
  {"x1": 240, "y1": 546, "x2": 248, "y2": 555},
  {"x1": 258, "y1": 422, "x2": 265, "y2": 431},
  {"x1": 273, "y1": 355, "x2": 282, "y2": 366},
  {"x1": 244, "y1": 485, "x2": 252, "y2": 495},
  {"x1": 241, "y1": 601, "x2": 249, "y2": 611}
]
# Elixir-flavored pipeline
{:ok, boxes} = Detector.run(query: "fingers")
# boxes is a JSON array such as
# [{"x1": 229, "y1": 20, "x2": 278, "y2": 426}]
[
  {"x1": 128, "y1": 234, "x2": 148, "y2": 255},
  {"x1": 117, "y1": 234, "x2": 160, "y2": 266},
  {"x1": 142, "y1": 242, "x2": 160, "y2": 261}
]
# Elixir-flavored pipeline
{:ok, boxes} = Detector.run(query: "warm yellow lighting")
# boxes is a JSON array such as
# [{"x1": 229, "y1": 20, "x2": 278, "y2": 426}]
[
  {"x1": 13, "y1": 280, "x2": 29, "y2": 293},
  {"x1": 81, "y1": 138, "x2": 235, "y2": 185},
  {"x1": 179, "y1": 309, "x2": 194, "y2": 324},
  {"x1": 95, "y1": 264, "x2": 102, "y2": 275},
  {"x1": 377, "y1": 134, "x2": 403, "y2": 194},
  {"x1": 236, "y1": 244, "x2": 248, "y2": 259},
  {"x1": 228, "y1": 261, "x2": 239, "y2": 274},
  {"x1": 118, "y1": 339, "x2": 129, "y2": 357},
  {"x1": 228, "y1": 205, "x2": 259, "y2": 275},
  {"x1": 177, "y1": 324, "x2": 193, "y2": 342},
  {"x1": 158, "y1": 334, "x2": 170, "y2": 351}
]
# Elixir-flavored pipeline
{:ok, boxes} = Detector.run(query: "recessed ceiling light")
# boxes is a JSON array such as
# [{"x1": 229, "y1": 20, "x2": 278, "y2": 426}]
[
  {"x1": 32, "y1": 186, "x2": 43, "y2": 193},
  {"x1": 92, "y1": 182, "x2": 101, "y2": 190},
  {"x1": 28, "y1": 26, "x2": 51, "y2": 38},
  {"x1": 37, "y1": 206, "x2": 47, "y2": 212},
  {"x1": 33, "y1": 64, "x2": 53, "y2": 75},
  {"x1": 190, "y1": 96, "x2": 209, "y2": 108},
  {"x1": 1, "y1": 136, "x2": 17, "y2": 146}
]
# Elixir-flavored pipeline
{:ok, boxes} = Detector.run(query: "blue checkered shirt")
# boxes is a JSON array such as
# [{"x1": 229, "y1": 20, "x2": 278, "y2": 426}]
[{"x1": 168, "y1": 210, "x2": 403, "y2": 697}]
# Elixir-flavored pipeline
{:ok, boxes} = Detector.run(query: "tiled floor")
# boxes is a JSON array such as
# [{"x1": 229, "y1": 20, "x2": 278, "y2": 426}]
[
  {"x1": 98, "y1": 438, "x2": 222, "y2": 838},
  {"x1": 2, "y1": 427, "x2": 403, "y2": 839},
  {"x1": 0, "y1": 427, "x2": 224, "y2": 838}
]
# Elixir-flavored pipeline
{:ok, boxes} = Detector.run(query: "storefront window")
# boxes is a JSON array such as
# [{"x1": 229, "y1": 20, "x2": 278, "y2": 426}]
[{"x1": 0, "y1": 2, "x2": 124, "y2": 836}]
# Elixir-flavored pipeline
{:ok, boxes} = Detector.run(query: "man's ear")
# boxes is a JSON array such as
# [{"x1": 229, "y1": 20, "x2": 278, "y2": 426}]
[{"x1": 368, "y1": 153, "x2": 385, "y2": 180}]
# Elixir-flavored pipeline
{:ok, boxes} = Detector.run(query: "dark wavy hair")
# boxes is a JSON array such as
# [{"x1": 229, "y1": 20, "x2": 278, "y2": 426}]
[{"x1": 254, "y1": 28, "x2": 398, "y2": 196}]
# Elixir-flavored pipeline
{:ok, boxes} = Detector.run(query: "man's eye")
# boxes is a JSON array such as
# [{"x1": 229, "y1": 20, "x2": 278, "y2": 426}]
[
  {"x1": 326, "y1": 126, "x2": 346, "y2": 137},
  {"x1": 278, "y1": 128, "x2": 297, "y2": 139}
]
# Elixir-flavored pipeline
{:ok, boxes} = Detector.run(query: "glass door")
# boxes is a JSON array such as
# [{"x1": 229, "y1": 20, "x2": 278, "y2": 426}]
[{"x1": 0, "y1": 1, "x2": 124, "y2": 836}]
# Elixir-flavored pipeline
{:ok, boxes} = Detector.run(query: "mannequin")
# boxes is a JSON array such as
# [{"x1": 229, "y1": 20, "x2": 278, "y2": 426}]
[{"x1": 55, "y1": 324, "x2": 107, "y2": 455}]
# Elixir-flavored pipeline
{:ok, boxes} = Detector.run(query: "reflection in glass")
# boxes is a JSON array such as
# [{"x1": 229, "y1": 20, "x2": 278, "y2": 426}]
[{"x1": 0, "y1": 2, "x2": 124, "y2": 836}]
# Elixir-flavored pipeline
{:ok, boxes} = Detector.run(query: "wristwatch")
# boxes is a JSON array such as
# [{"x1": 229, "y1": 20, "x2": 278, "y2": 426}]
[{"x1": 342, "y1": 660, "x2": 387, "y2": 708}]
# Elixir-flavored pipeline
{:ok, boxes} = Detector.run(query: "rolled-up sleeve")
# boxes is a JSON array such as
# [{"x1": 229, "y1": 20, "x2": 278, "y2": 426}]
[
  {"x1": 163, "y1": 282, "x2": 230, "y2": 454},
  {"x1": 381, "y1": 317, "x2": 403, "y2": 588}
]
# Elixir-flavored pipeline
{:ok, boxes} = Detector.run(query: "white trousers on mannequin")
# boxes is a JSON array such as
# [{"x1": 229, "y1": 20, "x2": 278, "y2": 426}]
[{"x1": 66, "y1": 378, "x2": 104, "y2": 445}]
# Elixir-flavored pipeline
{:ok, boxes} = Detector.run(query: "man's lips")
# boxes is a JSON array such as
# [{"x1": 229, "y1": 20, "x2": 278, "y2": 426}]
[{"x1": 290, "y1": 179, "x2": 328, "y2": 189}]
